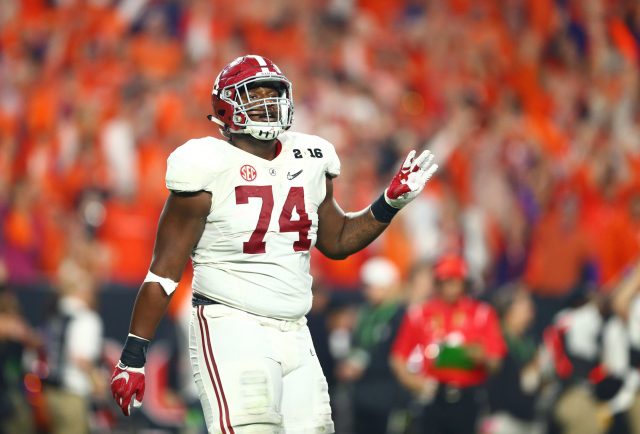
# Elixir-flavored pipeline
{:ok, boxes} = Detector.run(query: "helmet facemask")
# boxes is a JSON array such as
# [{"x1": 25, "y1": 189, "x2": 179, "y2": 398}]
[{"x1": 221, "y1": 76, "x2": 294, "y2": 140}]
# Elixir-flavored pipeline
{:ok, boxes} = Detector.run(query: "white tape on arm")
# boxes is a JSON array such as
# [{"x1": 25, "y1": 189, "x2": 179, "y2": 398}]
[
  {"x1": 143, "y1": 271, "x2": 179, "y2": 296},
  {"x1": 128, "y1": 333, "x2": 150, "y2": 342}
]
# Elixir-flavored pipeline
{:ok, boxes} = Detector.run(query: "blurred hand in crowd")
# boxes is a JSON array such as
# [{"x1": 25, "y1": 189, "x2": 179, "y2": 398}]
[
  {"x1": 595, "y1": 404, "x2": 613, "y2": 432},
  {"x1": 336, "y1": 359, "x2": 365, "y2": 383},
  {"x1": 0, "y1": 293, "x2": 41, "y2": 348}
]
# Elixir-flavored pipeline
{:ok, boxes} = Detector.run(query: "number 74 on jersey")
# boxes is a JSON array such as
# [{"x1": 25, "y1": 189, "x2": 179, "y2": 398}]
[{"x1": 236, "y1": 185, "x2": 311, "y2": 254}]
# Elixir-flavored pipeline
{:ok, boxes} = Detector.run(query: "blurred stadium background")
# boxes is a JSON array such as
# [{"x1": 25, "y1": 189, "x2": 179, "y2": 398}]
[{"x1": 1, "y1": 0, "x2": 640, "y2": 433}]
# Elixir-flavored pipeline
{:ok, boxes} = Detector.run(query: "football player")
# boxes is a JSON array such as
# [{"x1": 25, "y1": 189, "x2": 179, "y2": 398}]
[{"x1": 110, "y1": 54, "x2": 438, "y2": 433}]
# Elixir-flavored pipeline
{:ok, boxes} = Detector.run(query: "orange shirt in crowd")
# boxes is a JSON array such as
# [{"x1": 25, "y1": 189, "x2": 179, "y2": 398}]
[
  {"x1": 311, "y1": 249, "x2": 371, "y2": 291},
  {"x1": 130, "y1": 35, "x2": 183, "y2": 81},
  {"x1": 620, "y1": 214, "x2": 640, "y2": 268},
  {"x1": 524, "y1": 211, "x2": 590, "y2": 295},
  {"x1": 98, "y1": 198, "x2": 162, "y2": 285},
  {"x1": 3, "y1": 208, "x2": 36, "y2": 250},
  {"x1": 167, "y1": 265, "x2": 194, "y2": 320},
  {"x1": 582, "y1": 202, "x2": 632, "y2": 287}
]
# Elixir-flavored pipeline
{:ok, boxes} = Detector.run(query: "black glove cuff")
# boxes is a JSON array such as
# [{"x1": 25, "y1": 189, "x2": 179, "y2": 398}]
[
  {"x1": 120, "y1": 335, "x2": 150, "y2": 368},
  {"x1": 370, "y1": 193, "x2": 399, "y2": 223}
]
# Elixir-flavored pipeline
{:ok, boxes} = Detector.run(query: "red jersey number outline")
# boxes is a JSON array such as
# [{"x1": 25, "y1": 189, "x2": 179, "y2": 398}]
[{"x1": 235, "y1": 185, "x2": 312, "y2": 254}]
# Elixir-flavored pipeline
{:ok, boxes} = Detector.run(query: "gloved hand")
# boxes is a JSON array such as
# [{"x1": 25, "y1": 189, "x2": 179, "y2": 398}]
[
  {"x1": 111, "y1": 361, "x2": 145, "y2": 416},
  {"x1": 384, "y1": 150, "x2": 438, "y2": 209}
]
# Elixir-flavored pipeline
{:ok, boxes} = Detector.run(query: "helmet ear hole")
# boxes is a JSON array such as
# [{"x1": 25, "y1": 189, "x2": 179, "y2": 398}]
[{"x1": 217, "y1": 110, "x2": 225, "y2": 116}]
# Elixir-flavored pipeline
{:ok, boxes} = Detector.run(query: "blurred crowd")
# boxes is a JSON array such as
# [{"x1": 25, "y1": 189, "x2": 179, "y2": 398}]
[{"x1": 1, "y1": 0, "x2": 640, "y2": 433}]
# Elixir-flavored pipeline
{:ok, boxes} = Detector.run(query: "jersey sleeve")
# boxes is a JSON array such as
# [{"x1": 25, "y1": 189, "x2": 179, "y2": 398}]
[
  {"x1": 312, "y1": 136, "x2": 340, "y2": 178},
  {"x1": 165, "y1": 139, "x2": 216, "y2": 192},
  {"x1": 325, "y1": 144, "x2": 340, "y2": 178}
]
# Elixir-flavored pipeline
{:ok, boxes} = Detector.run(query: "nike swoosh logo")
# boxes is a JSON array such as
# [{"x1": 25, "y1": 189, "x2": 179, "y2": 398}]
[
  {"x1": 113, "y1": 372, "x2": 130, "y2": 384},
  {"x1": 287, "y1": 169, "x2": 303, "y2": 180}
]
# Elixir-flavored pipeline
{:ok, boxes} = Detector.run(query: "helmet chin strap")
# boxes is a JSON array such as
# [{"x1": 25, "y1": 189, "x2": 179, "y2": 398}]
[
  {"x1": 241, "y1": 124, "x2": 283, "y2": 141},
  {"x1": 208, "y1": 114, "x2": 284, "y2": 141}
]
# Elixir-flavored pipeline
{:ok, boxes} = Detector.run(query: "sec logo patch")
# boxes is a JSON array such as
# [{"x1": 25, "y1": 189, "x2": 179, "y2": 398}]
[{"x1": 240, "y1": 164, "x2": 257, "y2": 181}]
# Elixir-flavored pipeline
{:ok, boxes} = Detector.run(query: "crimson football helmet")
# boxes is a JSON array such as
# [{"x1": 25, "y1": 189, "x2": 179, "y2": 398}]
[{"x1": 208, "y1": 55, "x2": 294, "y2": 140}]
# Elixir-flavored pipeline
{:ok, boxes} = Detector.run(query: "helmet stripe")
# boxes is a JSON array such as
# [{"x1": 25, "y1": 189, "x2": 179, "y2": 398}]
[
  {"x1": 212, "y1": 70, "x2": 223, "y2": 95},
  {"x1": 247, "y1": 54, "x2": 270, "y2": 74}
]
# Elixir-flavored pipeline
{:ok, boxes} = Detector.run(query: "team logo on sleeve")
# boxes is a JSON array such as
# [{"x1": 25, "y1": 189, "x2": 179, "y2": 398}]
[{"x1": 240, "y1": 165, "x2": 257, "y2": 181}]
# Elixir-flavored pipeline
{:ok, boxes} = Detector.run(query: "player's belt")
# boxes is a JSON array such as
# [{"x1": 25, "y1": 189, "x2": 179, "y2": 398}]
[{"x1": 192, "y1": 292, "x2": 222, "y2": 307}]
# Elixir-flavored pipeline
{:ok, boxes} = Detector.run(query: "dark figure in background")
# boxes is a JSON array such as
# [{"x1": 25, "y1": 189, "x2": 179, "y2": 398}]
[
  {"x1": 336, "y1": 257, "x2": 410, "y2": 434},
  {"x1": 42, "y1": 260, "x2": 104, "y2": 434},
  {"x1": 611, "y1": 262, "x2": 640, "y2": 434},
  {"x1": 0, "y1": 266, "x2": 40, "y2": 434},
  {"x1": 486, "y1": 285, "x2": 542, "y2": 434},
  {"x1": 523, "y1": 192, "x2": 595, "y2": 343},
  {"x1": 306, "y1": 284, "x2": 337, "y2": 392},
  {"x1": 391, "y1": 255, "x2": 506, "y2": 434},
  {"x1": 545, "y1": 290, "x2": 633, "y2": 434}
]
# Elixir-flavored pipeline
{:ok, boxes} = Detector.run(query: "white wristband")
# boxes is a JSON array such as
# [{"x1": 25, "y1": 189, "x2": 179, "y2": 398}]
[
  {"x1": 128, "y1": 333, "x2": 150, "y2": 342},
  {"x1": 144, "y1": 271, "x2": 179, "y2": 295}
]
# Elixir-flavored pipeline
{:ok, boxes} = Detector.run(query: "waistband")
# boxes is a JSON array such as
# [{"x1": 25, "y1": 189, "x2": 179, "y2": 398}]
[
  {"x1": 192, "y1": 291, "x2": 223, "y2": 307},
  {"x1": 193, "y1": 295, "x2": 307, "y2": 332}
]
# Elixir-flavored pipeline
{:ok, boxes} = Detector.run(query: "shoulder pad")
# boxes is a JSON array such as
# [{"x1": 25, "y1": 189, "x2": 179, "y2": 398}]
[{"x1": 165, "y1": 137, "x2": 224, "y2": 192}]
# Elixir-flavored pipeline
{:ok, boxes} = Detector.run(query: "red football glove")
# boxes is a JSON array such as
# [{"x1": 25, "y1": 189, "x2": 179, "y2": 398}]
[
  {"x1": 111, "y1": 361, "x2": 145, "y2": 416},
  {"x1": 385, "y1": 150, "x2": 438, "y2": 208}
]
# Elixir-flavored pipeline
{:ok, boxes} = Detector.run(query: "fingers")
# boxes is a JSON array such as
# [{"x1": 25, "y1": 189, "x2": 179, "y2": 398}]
[
  {"x1": 401, "y1": 150, "x2": 416, "y2": 169},
  {"x1": 421, "y1": 151, "x2": 435, "y2": 171},
  {"x1": 401, "y1": 149, "x2": 436, "y2": 173},
  {"x1": 113, "y1": 385, "x2": 137, "y2": 416},
  {"x1": 135, "y1": 383, "x2": 145, "y2": 403},
  {"x1": 412, "y1": 150, "x2": 435, "y2": 171},
  {"x1": 407, "y1": 162, "x2": 438, "y2": 190},
  {"x1": 425, "y1": 163, "x2": 438, "y2": 180},
  {"x1": 411, "y1": 150, "x2": 429, "y2": 171},
  {"x1": 121, "y1": 393, "x2": 133, "y2": 416},
  {"x1": 409, "y1": 150, "x2": 437, "y2": 179}
]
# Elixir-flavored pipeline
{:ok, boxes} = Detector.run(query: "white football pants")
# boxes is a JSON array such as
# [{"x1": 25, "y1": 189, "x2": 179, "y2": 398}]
[{"x1": 189, "y1": 304, "x2": 334, "y2": 434}]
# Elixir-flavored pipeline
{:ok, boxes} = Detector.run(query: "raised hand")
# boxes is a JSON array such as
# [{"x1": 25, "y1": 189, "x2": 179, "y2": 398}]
[{"x1": 385, "y1": 150, "x2": 438, "y2": 209}]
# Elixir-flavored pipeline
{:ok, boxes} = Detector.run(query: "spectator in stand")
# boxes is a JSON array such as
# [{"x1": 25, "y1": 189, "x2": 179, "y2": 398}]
[
  {"x1": 306, "y1": 283, "x2": 337, "y2": 394},
  {"x1": 336, "y1": 257, "x2": 409, "y2": 434},
  {"x1": 524, "y1": 191, "x2": 595, "y2": 342},
  {"x1": 544, "y1": 289, "x2": 635, "y2": 434},
  {"x1": 405, "y1": 259, "x2": 436, "y2": 309},
  {"x1": 611, "y1": 262, "x2": 640, "y2": 434},
  {"x1": 390, "y1": 255, "x2": 506, "y2": 434},
  {"x1": 0, "y1": 262, "x2": 40, "y2": 434},
  {"x1": 42, "y1": 260, "x2": 105, "y2": 434},
  {"x1": 484, "y1": 284, "x2": 542, "y2": 434},
  {"x1": 491, "y1": 207, "x2": 530, "y2": 289}
]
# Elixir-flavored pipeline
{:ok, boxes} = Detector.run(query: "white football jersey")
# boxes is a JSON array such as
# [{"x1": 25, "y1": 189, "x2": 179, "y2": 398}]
[{"x1": 165, "y1": 132, "x2": 340, "y2": 320}]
